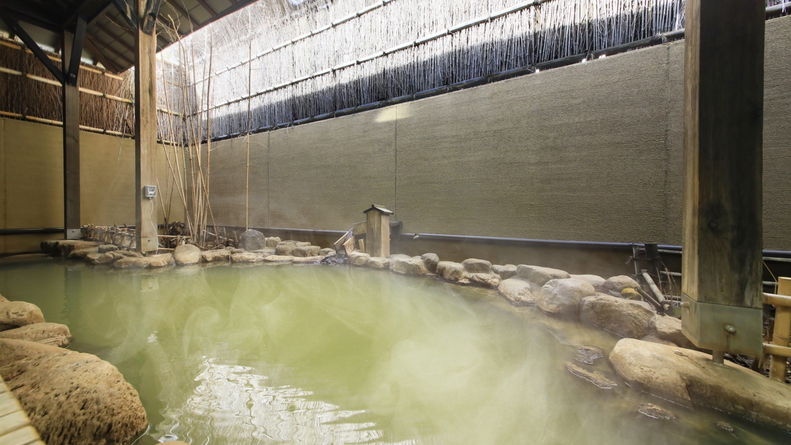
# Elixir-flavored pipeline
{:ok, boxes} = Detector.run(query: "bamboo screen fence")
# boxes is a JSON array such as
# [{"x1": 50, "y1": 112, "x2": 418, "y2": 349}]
[{"x1": 160, "y1": 0, "x2": 787, "y2": 142}]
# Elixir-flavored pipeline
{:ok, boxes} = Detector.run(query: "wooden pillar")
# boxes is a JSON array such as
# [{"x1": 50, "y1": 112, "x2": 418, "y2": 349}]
[
  {"x1": 62, "y1": 30, "x2": 81, "y2": 240},
  {"x1": 364, "y1": 205, "x2": 393, "y2": 258},
  {"x1": 134, "y1": 0, "x2": 158, "y2": 253},
  {"x1": 680, "y1": 0, "x2": 765, "y2": 357}
]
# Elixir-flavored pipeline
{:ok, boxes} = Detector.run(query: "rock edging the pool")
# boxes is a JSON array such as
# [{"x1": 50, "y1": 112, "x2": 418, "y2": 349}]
[
  {"x1": 0, "y1": 292, "x2": 148, "y2": 445},
  {"x1": 40, "y1": 235, "x2": 791, "y2": 431}
]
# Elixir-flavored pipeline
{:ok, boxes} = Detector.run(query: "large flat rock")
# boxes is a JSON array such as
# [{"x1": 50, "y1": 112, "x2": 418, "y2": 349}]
[{"x1": 609, "y1": 338, "x2": 791, "y2": 430}]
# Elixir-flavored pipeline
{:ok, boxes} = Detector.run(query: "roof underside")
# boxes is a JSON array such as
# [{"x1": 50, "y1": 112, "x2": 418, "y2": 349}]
[{"x1": 0, "y1": 0, "x2": 258, "y2": 73}]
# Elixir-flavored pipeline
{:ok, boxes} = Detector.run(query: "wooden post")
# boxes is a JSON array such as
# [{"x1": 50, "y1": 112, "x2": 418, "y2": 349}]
[
  {"x1": 769, "y1": 278, "x2": 791, "y2": 381},
  {"x1": 680, "y1": 0, "x2": 765, "y2": 357},
  {"x1": 134, "y1": 0, "x2": 158, "y2": 253},
  {"x1": 62, "y1": 30, "x2": 81, "y2": 240},
  {"x1": 364, "y1": 205, "x2": 393, "y2": 258}
]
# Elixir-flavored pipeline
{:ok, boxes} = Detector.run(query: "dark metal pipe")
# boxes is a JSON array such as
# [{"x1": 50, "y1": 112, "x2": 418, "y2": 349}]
[{"x1": 0, "y1": 228, "x2": 64, "y2": 236}]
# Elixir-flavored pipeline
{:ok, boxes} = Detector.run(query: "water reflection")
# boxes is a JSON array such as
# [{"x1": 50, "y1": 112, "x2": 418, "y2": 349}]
[{"x1": 156, "y1": 358, "x2": 395, "y2": 445}]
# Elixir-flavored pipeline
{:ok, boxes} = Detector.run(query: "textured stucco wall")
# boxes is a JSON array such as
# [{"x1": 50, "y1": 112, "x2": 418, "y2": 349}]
[
  {"x1": 0, "y1": 118, "x2": 185, "y2": 253},
  {"x1": 205, "y1": 15, "x2": 791, "y2": 251}
]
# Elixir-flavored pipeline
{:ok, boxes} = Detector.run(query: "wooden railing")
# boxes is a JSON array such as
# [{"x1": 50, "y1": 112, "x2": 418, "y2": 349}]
[{"x1": 764, "y1": 277, "x2": 791, "y2": 382}]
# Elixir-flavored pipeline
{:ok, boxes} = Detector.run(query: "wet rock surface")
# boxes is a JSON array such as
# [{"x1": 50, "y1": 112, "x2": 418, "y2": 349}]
[
  {"x1": 498, "y1": 278, "x2": 534, "y2": 305},
  {"x1": 517, "y1": 265, "x2": 571, "y2": 286},
  {"x1": 580, "y1": 295, "x2": 655, "y2": 338},
  {"x1": 610, "y1": 338, "x2": 791, "y2": 429},
  {"x1": 493, "y1": 264, "x2": 517, "y2": 280},
  {"x1": 293, "y1": 245, "x2": 320, "y2": 257},
  {"x1": 436, "y1": 261, "x2": 465, "y2": 282},
  {"x1": 574, "y1": 346, "x2": 604, "y2": 365},
  {"x1": 275, "y1": 241, "x2": 298, "y2": 256},
  {"x1": 321, "y1": 253, "x2": 348, "y2": 265},
  {"x1": 462, "y1": 258, "x2": 492, "y2": 274},
  {"x1": 648, "y1": 314, "x2": 696, "y2": 349},
  {"x1": 0, "y1": 301, "x2": 46, "y2": 331},
  {"x1": 201, "y1": 249, "x2": 231, "y2": 262},
  {"x1": 0, "y1": 323, "x2": 71, "y2": 347},
  {"x1": 603, "y1": 275, "x2": 641, "y2": 293},
  {"x1": 349, "y1": 252, "x2": 371, "y2": 266},
  {"x1": 536, "y1": 278, "x2": 596, "y2": 318},
  {"x1": 421, "y1": 253, "x2": 440, "y2": 273},
  {"x1": 230, "y1": 251, "x2": 266, "y2": 263},
  {"x1": 570, "y1": 274, "x2": 606, "y2": 292},
  {"x1": 391, "y1": 256, "x2": 428, "y2": 276},
  {"x1": 565, "y1": 362, "x2": 617, "y2": 390},
  {"x1": 637, "y1": 403, "x2": 676, "y2": 421},
  {"x1": 366, "y1": 256, "x2": 391, "y2": 269},
  {"x1": 466, "y1": 273, "x2": 500, "y2": 288},
  {"x1": 0, "y1": 339, "x2": 147, "y2": 445}
]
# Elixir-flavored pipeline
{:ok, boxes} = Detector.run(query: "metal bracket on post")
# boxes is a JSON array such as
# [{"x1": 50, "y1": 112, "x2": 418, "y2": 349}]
[
  {"x1": 142, "y1": 0, "x2": 162, "y2": 35},
  {"x1": 681, "y1": 294, "x2": 764, "y2": 356}
]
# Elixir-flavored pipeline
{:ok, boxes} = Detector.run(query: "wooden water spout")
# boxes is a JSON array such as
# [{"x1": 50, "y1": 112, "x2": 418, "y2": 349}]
[{"x1": 364, "y1": 205, "x2": 394, "y2": 258}]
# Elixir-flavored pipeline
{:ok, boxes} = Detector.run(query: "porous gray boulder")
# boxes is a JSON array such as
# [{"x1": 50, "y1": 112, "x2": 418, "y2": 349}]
[
  {"x1": 391, "y1": 257, "x2": 428, "y2": 276},
  {"x1": 0, "y1": 322, "x2": 71, "y2": 347},
  {"x1": 580, "y1": 294, "x2": 655, "y2": 338},
  {"x1": 0, "y1": 301, "x2": 45, "y2": 331},
  {"x1": 517, "y1": 265, "x2": 571, "y2": 286},
  {"x1": 648, "y1": 315, "x2": 696, "y2": 349},
  {"x1": 498, "y1": 278, "x2": 535, "y2": 306},
  {"x1": 201, "y1": 249, "x2": 230, "y2": 262},
  {"x1": 349, "y1": 252, "x2": 370, "y2": 266},
  {"x1": 436, "y1": 261, "x2": 465, "y2": 282},
  {"x1": 493, "y1": 264, "x2": 517, "y2": 280},
  {"x1": 421, "y1": 253, "x2": 440, "y2": 273},
  {"x1": 230, "y1": 251, "x2": 266, "y2": 263},
  {"x1": 293, "y1": 245, "x2": 321, "y2": 257},
  {"x1": 0, "y1": 338, "x2": 148, "y2": 445},
  {"x1": 467, "y1": 273, "x2": 500, "y2": 288},
  {"x1": 462, "y1": 258, "x2": 492, "y2": 274},
  {"x1": 609, "y1": 338, "x2": 791, "y2": 429},
  {"x1": 275, "y1": 241, "x2": 297, "y2": 256},
  {"x1": 174, "y1": 244, "x2": 201, "y2": 265},
  {"x1": 536, "y1": 278, "x2": 596, "y2": 318},
  {"x1": 238, "y1": 230, "x2": 266, "y2": 251},
  {"x1": 366, "y1": 257, "x2": 391, "y2": 269},
  {"x1": 603, "y1": 275, "x2": 641, "y2": 293},
  {"x1": 570, "y1": 274, "x2": 606, "y2": 292}
]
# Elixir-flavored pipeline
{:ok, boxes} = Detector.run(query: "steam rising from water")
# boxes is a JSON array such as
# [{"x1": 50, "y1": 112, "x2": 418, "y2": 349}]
[{"x1": 0, "y1": 261, "x2": 786, "y2": 445}]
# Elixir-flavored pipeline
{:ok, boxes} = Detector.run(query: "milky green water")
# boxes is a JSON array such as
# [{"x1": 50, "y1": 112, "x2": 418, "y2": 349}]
[{"x1": 0, "y1": 257, "x2": 787, "y2": 445}]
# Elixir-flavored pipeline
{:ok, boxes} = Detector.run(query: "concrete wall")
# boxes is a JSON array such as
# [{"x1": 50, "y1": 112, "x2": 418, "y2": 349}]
[
  {"x1": 207, "y1": 15, "x2": 791, "y2": 251},
  {"x1": 0, "y1": 118, "x2": 185, "y2": 254}
]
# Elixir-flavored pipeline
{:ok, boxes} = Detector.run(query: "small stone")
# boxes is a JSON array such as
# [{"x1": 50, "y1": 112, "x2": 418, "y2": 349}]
[
  {"x1": 498, "y1": 278, "x2": 534, "y2": 306},
  {"x1": 0, "y1": 301, "x2": 46, "y2": 330},
  {"x1": 565, "y1": 362, "x2": 617, "y2": 390},
  {"x1": 265, "y1": 237, "x2": 281, "y2": 248},
  {"x1": 517, "y1": 265, "x2": 571, "y2": 286},
  {"x1": 293, "y1": 246, "x2": 320, "y2": 257},
  {"x1": 462, "y1": 258, "x2": 492, "y2": 274},
  {"x1": 638, "y1": 403, "x2": 676, "y2": 421},
  {"x1": 466, "y1": 273, "x2": 500, "y2": 288},
  {"x1": 174, "y1": 244, "x2": 201, "y2": 266},
  {"x1": 493, "y1": 264, "x2": 517, "y2": 280},
  {"x1": 575, "y1": 346, "x2": 604, "y2": 365},
  {"x1": 391, "y1": 257, "x2": 428, "y2": 276},
  {"x1": 349, "y1": 252, "x2": 370, "y2": 266},
  {"x1": 275, "y1": 241, "x2": 298, "y2": 256},
  {"x1": 436, "y1": 261, "x2": 465, "y2": 282},
  {"x1": 201, "y1": 249, "x2": 230, "y2": 262},
  {"x1": 716, "y1": 421, "x2": 735, "y2": 434},
  {"x1": 264, "y1": 255, "x2": 294, "y2": 263},
  {"x1": 238, "y1": 230, "x2": 266, "y2": 251},
  {"x1": 231, "y1": 252, "x2": 266, "y2": 263},
  {"x1": 366, "y1": 257, "x2": 391, "y2": 269},
  {"x1": 421, "y1": 253, "x2": 440, "y2": 273}
]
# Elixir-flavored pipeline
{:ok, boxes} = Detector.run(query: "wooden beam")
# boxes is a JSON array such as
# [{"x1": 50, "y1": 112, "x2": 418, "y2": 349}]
[
  {"x1": 680, "y1": 0, "x2": 766, "y2": 357},
  {"x1": 0, "y1": 8, "x2": 66, "y2": 84},
  {"x1": 66, "y1": 16, "x2": 87, "y2": 86},
  {"x1": 194, "y1": 0, "x2": 217, "y2": 16},
  {"x1": 94, "y1": 22, "x2": 134, "y2": 54},
  {"x1": 769, "y1": 278, "x2": 791, "y2": 381},
  {"x1": 63, "y1": 29, "x2": 81, "y2": 240},
  {"x1": 164, "y1": 0, "x2": 200, "y2": 30},
  {"x1": 134, "y1": 0, "x2": 158, "y2": 253},
  {"x1": 87, "y1": 30, "x2": 134, "y2": 67}
]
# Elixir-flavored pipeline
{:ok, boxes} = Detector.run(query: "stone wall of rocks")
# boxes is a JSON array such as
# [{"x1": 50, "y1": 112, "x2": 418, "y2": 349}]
[{"x1": 0, "y1": 292, "x2": 147, "y2": 445}]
